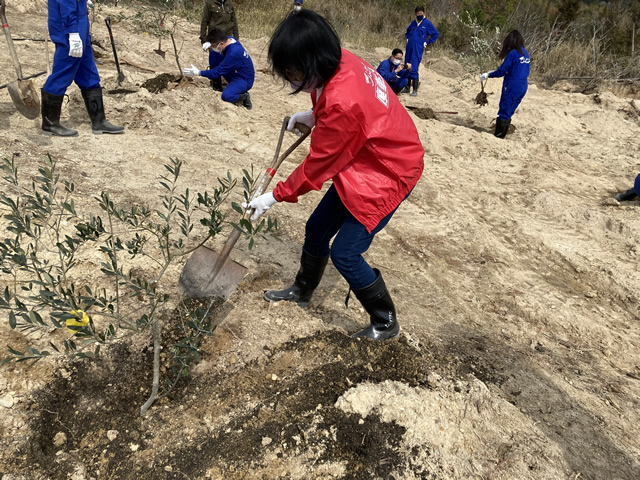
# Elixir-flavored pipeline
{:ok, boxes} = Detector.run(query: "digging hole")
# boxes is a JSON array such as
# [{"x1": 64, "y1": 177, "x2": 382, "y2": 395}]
[
  {"x1": 406, "y1": 106, "x2": 437, "y2": 120},
  {"x1": 107, "y1": 88, "x2": 137, "y2": 95},
  {"x1": 141, "y1": 73, "x2": 185, "y2": 94}
]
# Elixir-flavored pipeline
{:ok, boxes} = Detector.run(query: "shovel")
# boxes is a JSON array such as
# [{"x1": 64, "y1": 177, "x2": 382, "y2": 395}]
[
  {"x1": 104, "y1": 16, "x2": 125, "y2": 84},
  {"x1": 179, "y1": 117, "x2": 312, "y2": 299},
  {"x1": 0, "y1": 0, "x2": 40, "y2": 119}
]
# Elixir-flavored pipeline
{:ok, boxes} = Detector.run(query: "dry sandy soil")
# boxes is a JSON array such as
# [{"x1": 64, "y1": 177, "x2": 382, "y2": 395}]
[{"x1": 1, "y1": 2, "x2": 640, "y2": 479}]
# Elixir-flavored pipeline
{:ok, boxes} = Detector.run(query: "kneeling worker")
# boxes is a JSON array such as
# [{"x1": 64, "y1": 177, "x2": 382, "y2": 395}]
[
  {"x1": 377, "y1": 49, "x2": 412, "y2": 94},
  {"x1": 184, "y1": 28, "x2": 254, "y2": 110}
]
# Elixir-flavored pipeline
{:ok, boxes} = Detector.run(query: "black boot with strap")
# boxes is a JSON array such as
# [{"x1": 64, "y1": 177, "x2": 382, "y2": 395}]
[
  {"x1": 264, "y1": 250, "x2": 329, "y2": 307},
  {"x1": 351, "y1": 269, "x2": 399, "y2": 341}
]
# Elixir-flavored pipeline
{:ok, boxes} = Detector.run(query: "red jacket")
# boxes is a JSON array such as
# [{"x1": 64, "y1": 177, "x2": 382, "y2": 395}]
[{"x1": 273, "y1": 49, "x2": 424, "y2": 232}]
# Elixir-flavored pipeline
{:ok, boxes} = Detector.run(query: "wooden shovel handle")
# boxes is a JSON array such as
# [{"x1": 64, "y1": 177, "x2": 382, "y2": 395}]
[
  {"x1": 210, "y1": 118, "x2": 311, "y2": 276},
  {"x1": 1, "y1": 0, "x2": 24, "y2": 80},
  {"x1": 247, "y1": 117, "x2": 311, "y2": 219}
]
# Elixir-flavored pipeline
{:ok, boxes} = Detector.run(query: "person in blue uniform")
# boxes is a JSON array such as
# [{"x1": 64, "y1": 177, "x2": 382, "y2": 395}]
[
  {"x1": 480, "y1": 30, "x2": 530, "y2": 139},
  {"x1": 376, "y1": 49, "x2": 412, "y2": 94},
  {"x1": 404, "y1": 6, "x2": 438, "y2": 97},
  {"x1": 184, "y1": 28, "x2": 254, "y2": 110},
  {"x1": 41, "y1": 0, "x2": 124, "y2": 137},
  {"x1": 199, "y1": 0, "x2": 240, "y2": 92},
  {"x1": 615, "y1": 174, "x2": 640, "y2": 201}
]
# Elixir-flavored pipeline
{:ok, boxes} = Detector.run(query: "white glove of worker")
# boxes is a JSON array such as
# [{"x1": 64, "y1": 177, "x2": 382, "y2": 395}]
[
  {"x1": 287, "y1": 109, "x2": 314, "y2": 135},
  {"x1": 242, "y1": 192, "x2": 278, "y2": 221},
  {"x1": 202, "y1": 41, "x2": 211, "y2": 51},
  {"x1": 183, "y1": 64, "x2": 201, "y2": 77},
  {"x1": 479, "y1": 72, "x2": 490, "y2": 82},
  {"x1": 87, "y1": 0, "x2": 93, "y2": 8},
  {"x1": 423, "y1": 41, "x2": 427, "y2": 48},
  {"x1": 69, "y1": 33, "x2": 83, "y2": 58}
]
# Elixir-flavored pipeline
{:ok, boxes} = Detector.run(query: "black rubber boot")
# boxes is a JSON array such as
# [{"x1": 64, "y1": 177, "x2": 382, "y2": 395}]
[
  {"x1": 351, "y1": 269, "x2": 400, "y2": 341},
  {"x1": 400, "y1": 83, "x2": 410, "y2": 94},
  {"x1": 81, "y1": 88, "x2": 125, "y2": 135},
  {"x1": 409, "y1": 79, "x2": 419, "y2": 97},
  {"x1": 494, "y1": 118, "x2": 510, "y2": 139},
  {"x1": 41, "y1": 89, "x2": 78, "y2": 137},
  {"x1": 264, "y1": 251, "x2": 329, "y2": 307},
  {"x1": 616, "y1": 187, "x2": 637, "y2": 202},
  {"x1": 238, "y1": 92, "x2": 252, "y2": 110},
  {"x1": 209, "y1": 77, "x2": 223, "y2": 91}
]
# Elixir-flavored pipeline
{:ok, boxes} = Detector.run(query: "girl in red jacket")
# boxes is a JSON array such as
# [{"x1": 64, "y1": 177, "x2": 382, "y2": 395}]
[{"x1": 246, "y1": 10, "x2": 425, "y2": 340}]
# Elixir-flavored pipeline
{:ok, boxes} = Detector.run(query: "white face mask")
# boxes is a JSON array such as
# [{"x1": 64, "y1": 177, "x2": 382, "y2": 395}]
[
  {"x1": 392, "y1": 59, "x2": 401, "y2": 65},
  {"x1": 290, "y1": 80, "x2": 317, "y2": 93}
]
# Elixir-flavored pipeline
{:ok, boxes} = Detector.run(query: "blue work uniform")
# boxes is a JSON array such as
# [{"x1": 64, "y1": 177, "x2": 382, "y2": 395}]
[
  {"x1": 43, "y1": 0, "x2": 101, "y2": 96},
  {"x1": 376, "y1": 59, "x2": 410, "y2": 93},
  {"x1": 201, "y1": 38, "x2": 254, "y2": 103},
  {"x1": 208, "y1": 50, "x2": 224, "y2": 76},
  {"x1": 489, "y1": 47, "x2": 530, "y2": 120},
  {"x1": 404, "y1": 18, "x2": 438, "y2": 81}
]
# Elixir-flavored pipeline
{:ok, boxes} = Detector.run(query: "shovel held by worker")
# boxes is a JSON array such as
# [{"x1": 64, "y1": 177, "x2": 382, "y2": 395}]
[
  {"x1": 104, "y1": 16, "x2": 125, "y2": 84},
  {"x1": 0, "y1": 0, "x2": 40, "y2": 119},
  {"x1": 179, "y1": 117, "x2": 312, "y2": 299}
]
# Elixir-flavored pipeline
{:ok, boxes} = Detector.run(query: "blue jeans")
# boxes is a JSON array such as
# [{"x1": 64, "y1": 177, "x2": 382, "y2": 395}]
[{"x1": 302, "y1": 184, "x2": 402, "y2": 289}]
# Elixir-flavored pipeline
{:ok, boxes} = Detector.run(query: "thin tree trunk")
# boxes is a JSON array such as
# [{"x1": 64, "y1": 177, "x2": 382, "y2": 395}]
[{"x1": 170, "y1": 33, "x2": 183, "y2": 78}]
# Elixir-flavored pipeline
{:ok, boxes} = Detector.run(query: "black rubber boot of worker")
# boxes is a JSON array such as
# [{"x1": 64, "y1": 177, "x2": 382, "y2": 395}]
[
  {"x1": 264, "y1": 251, "x2": 329, "y2": 307},
  {"x1": 494, "y1": 118, "x2": 510, "y2": 139},
  {"x1": 409, "y1": 79, "x2": 420, "y2": 97},
  {"x1": 616, "y1": 187, "x2": 637, "y2": 202},
  {"x1": 351, "y1": 269, "x2": 400, "y2": 341},
  {"x1": 240, "y1": 92, "x2": 252, "y2": 110},
  {"x1": 210, "y1": 77, "x2": 223, "y2": 91},
  {"x1": 41, "y1": 89, "x2": 78, "y2": 137},
  {"x1": 81, "y1": 88, "x2": 125, "y2": 135}
]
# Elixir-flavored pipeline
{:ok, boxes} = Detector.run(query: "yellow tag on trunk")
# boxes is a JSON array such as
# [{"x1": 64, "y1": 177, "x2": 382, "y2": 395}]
[{"x1": 66, "y1": 310, "x2": 90, "y2": 334}]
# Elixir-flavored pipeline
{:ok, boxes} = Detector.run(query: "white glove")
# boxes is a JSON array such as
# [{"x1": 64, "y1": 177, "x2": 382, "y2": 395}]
[
  {"x1": 87, "y1": 0, "x2": 93, "y2": 8},
  {"x1": 69, "y1": 33, "x2": 83, "y2": 58},
  {"x1": 479, "y1": 72, "x2": 490, "y2": 82},
  {"x1": 287, "y1": 109, "x2": 314, "y2": 135},
  {"x1": 183, "y1": 64, "x2": 201, "y2": 77},
  {"x1": 423, "y1": 42, "x2": 427, "y2": 48},
  {"x1": 202, "y1": 41, "x2": 211, "y2": 51},
  {"x1": 242, "y1": 192, "x2": 278, "y2": 221}
]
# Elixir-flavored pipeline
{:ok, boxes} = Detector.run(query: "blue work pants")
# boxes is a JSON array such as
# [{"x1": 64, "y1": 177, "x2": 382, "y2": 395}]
[
  {"x1": 42, "y1": 42, "x2": 101, "y2": 96},
  {"x1": 498, "y1": 80, "x2": 528, "y2": 120}
]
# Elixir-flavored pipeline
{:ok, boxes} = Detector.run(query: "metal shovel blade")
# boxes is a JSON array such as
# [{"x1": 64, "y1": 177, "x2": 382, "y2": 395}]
[
  {"x1": 179, "y1": 245, "x2": 248, "y2": 299},
  {"x1": 7, "y1": 79, "x2": 40, "y2": 119}
]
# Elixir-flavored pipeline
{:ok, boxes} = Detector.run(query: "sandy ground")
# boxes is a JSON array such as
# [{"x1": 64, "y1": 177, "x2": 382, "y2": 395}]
[{"x1": 1, "y1": 2, "x2": 640, "y2": 479}]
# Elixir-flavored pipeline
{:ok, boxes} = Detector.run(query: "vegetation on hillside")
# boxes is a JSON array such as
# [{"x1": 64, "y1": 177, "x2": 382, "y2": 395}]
[{"x1": 117, "y1": 0, "x2": 640, "y2": 84}]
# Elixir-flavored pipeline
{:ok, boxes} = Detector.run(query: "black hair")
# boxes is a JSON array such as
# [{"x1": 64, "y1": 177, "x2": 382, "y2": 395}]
[
  {"x1": 499, "y1": 30, "x2": 525, "y2": 59},
  {"x1": 206, "y1": 28, "x2": 227, "y2": 45},
  {"x1": 415, "y1": 6, "x2": 425, "y2": 14},
  {"x1": 268, "y1": 9, "x2": 342, "y2": 94},
  {"x1": 392, "y1": 48, "x2": 403, "y2": 57}
]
